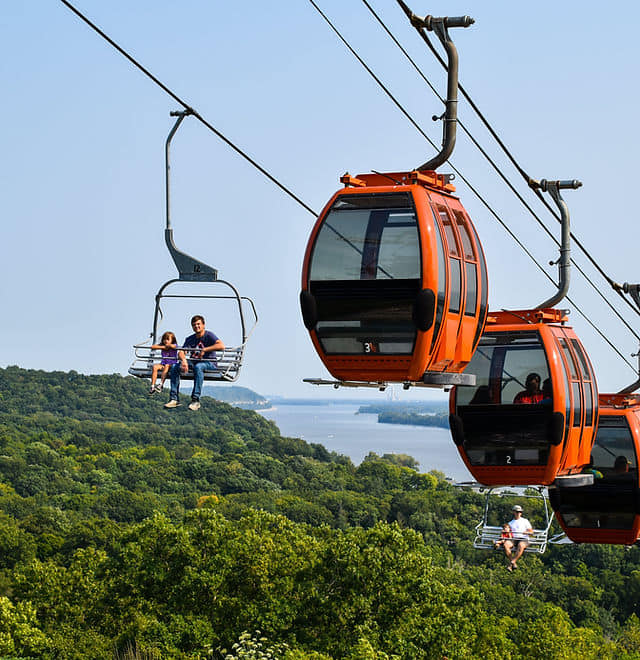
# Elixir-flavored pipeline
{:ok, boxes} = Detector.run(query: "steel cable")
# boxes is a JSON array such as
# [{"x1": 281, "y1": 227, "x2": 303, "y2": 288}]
[
  {"x1": 60, "y1": 0, "x2": 318, "y2": 218},
  {"x1": 309, "y1": 0, "x2": 636, "y2": 370},
  {"x1": 392, "y1": 0, "x2": 640, "y2": 320}
]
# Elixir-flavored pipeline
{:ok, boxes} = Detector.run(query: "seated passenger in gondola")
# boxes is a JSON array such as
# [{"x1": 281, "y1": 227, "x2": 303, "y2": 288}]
[
  {"x1": 608, "y1": 455, "x2": 634, "y2": 482},
  {"x1": 614, "y1": 455, "x2": 631, "y2": 474},
  {"x1": 469, "y1": 385, "x2": 491, "y2": 405},
  {"x1": 513, "y1": 372, "x2": 543, "y2": 404},
  {"x1": 539, "y1": 378, "x2": 553, "y2": 405},
  {"x1": 164, "y1": 315, "x2": 225, "y2": 412}
]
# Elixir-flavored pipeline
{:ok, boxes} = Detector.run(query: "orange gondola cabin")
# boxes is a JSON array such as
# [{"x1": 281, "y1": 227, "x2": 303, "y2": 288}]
[
  {"x1": 300, "y1": 170, "x2": 488, "y2": 385},
  {"x1": 450, "y1": 308, "x2": 599, "y2": 486},
  {"x1": 549, "y1": 393, "x2": 640, "y2": 545},
  {"x1": 300, "y1": 14, "x2": 487, "y2": 388}
]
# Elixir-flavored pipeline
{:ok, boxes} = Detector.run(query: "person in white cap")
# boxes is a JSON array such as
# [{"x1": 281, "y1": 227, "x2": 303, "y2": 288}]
[{"x1": 503, "y1": 504, "x2": 533, "y2": 571}]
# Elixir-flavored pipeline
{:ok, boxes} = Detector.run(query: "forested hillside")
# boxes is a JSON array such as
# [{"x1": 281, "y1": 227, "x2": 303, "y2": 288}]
[
  {"x1": 201, "y1": 385, "x2": 270, "y2": 409},
  {"x1": 0, "y1": 366, "x2": 639, "y2": 658}
]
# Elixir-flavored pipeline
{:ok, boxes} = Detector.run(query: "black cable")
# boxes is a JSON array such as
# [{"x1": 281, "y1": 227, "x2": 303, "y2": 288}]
[
  {"x1": 393, "y1": 0, "x2": 640, "y2": 320},
  {"x1": 308, "y1": 0, "x2": 440, "y2": 153},
  {"x1": 62, "y1": 0, "x2": 638, "y2": 372},
  {"x1": 310, "y1": 0, "x2": 636, "y2": 371},
  {"x1": 362, "y1": 0, "x2": 640, "y2": 341},
  {"x1": 59, "y1": 0, "x2": 318, "y2": 218}
]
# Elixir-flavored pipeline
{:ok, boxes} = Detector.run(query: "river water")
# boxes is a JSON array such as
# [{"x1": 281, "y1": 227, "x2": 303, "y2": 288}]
[{"x1": 257, "y1": 403, "x2": 472, "y2": 482}]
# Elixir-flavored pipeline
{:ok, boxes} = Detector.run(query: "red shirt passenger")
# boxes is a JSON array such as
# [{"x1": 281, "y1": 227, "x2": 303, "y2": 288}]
[{"x1": 514, "y1": 372, "x2": 543, "y2": 404}]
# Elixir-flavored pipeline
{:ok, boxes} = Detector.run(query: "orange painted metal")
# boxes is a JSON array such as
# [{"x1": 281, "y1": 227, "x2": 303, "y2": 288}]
[
  {"x1": 301, "y1": 171, "x2": 488, "y2": 384},
  {"x1": 450, "y1": 309, "x2": 598, "y2": 486},
  {"x1": 550, "y1": 394, "x2": 640, "y2": 545}
]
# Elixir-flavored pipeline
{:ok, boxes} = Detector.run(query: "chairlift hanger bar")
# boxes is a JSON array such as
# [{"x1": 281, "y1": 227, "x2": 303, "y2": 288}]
[
  {"x1": 164, "y1": 110, "x2": 218, "y2": 282},
  {"x1": 59, "y1": 0, "x2": 318, "y2": 218}
]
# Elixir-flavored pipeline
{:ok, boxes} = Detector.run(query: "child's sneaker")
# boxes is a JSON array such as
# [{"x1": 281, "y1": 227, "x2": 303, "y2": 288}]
[{"x1": 149, "y1": 386, "x2": 157, "y2": 395}]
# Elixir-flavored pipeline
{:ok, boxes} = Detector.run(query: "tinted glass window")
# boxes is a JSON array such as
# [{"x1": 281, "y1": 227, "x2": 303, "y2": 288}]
[
  {"x1": 570, "y1": 339, "x2": 591, "y2": 381},
  {"x1": 455, "y1": 331, "x2": 553, "y2": 466},
  {"x1": 554, "y1": 416, "x2": 638, "y2": 529},
  {"x1": 591, "y1": 415, "x2": 637, "y2": 473},
  {"x1": 584, "y1": 383, "x2": 593, "y2": 427},
  {"x1": 571, "y1": 382, "x2": 582, "y2": 427},
  {"x1": 430, "y1": 208, "x2": 447, "y2": 353},
  {"x1": 449, "y1": 258, "x2": 461, "y2": 314},
  {"x1": 312, "y1": 278, "x2": 420, "y2": 356},
  {"x1": 555, "y1": 337, "x2": 572, "y2": 429},
  {"x1": 464, "y1": 262, "x2": 477, "y2": 317},
  {"x1": 453, "y1": 210, "x2": 475, "y2": 260},
  {"x1": 310, "y1": 194, "x2": 420, "y2": 281},
  {"x1": 438, "y1": 207, "x2": 460, "y2": 257},
  {"x1": 556, "y1": 485, "x2": 636, "y2": 530},
  {"x1": 559, "y1": 338, "x2": 579, "y2": 380},
  {"x1": 457, "y1": 332, "x2": 550, "y2": 406}
]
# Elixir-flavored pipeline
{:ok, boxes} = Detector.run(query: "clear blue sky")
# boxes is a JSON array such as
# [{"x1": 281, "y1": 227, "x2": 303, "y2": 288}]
[{"x1": 2, "y1": 1, "x2": 639, "y2": 398}]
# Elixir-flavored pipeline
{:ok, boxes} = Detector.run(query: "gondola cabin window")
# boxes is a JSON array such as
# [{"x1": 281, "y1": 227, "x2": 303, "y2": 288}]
[
  {"x1": 308, "y1": 193, "x2": 421, "y2": 355},
  {"x1": 429, "y1": 204, "x2": 448, "y2": 354},
  {"x1": 436, "y1": 206, "x2": 462, "y2": 314},
  {"x1": 570, "y1": 338, "x2": 596, "y2": 427},
  {"x1": 558, "y1": 338, "x2": 583, "y2": 429},
  {"x1": 453, "y1": 209, "x2": 479, "y2": 318},
  {"x1": 455, "y1": 331, "x2": 553, "y2": 466},
  {"x1": 590, "y1": 416, "x2": 637, "y2": 480},
  {"x1": 553, "y1": 415, "x2": 637, "y2": 530}
]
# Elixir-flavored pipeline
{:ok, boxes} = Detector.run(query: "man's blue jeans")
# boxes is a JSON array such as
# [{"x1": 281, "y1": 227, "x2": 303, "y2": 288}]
[{"x1": 169, "y1": 360, "x2": 217, "y2": 401}]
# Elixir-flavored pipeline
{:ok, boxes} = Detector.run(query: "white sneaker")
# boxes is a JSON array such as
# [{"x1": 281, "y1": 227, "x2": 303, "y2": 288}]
[
  {"x1": 164, "y1": 399, "x2": 180, "y2": 409},
  {"x1": 188, "y1": 400, "x2": 201, "y2": 411}
]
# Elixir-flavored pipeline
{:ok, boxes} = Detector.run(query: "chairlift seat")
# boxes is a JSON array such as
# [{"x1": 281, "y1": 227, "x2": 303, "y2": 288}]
[
  {"x1": 128, "y1": 112, "x2": 258, "y2": 389},
  {"x1": 129, "y1": 345, "x2": 246, "y2": 383},
  {"x1": 473, "y1": 524, "x2": 550, "y2": 554},
  {"x1": 472, "y1": 486, "x2": 554, "y2": 554}
]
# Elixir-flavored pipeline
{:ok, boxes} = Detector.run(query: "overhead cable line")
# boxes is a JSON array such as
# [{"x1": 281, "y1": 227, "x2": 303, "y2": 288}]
[
  {"x1": 59, "y1": 0, "x2": 318, "y2": 218},
  {"x1": 307, "y1": 0, "x2": 442, "y2": 155},
  {"x1": 361, "y1": 0, "x2": 640, "y2": 342},
  {"x1": 393, "y1": 0, "x2": 640, "y2": 320},
  {"x1": 308, "y1": 0, "x2": 636, "y2": 370}
]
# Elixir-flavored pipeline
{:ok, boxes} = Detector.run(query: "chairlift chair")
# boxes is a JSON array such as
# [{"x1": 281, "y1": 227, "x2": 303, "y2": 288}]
[
  {"x1": 472, "y1": 486, "x2": 554, "y2": 554},
  {"x1": 128, "y1": 110, "x2": 257, "y2": 384}
]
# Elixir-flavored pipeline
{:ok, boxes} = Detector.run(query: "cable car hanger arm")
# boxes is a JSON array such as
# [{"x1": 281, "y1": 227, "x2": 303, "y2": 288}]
[
  {"x1": 395, "y1": 2, "x2": 474, "y2": 171},
  {"x1": 528, "y1": 178, "x2": 582, "y2": 310},
  {"x1": 393, "y1": 1, "x2": 640, "y2": 324}
]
